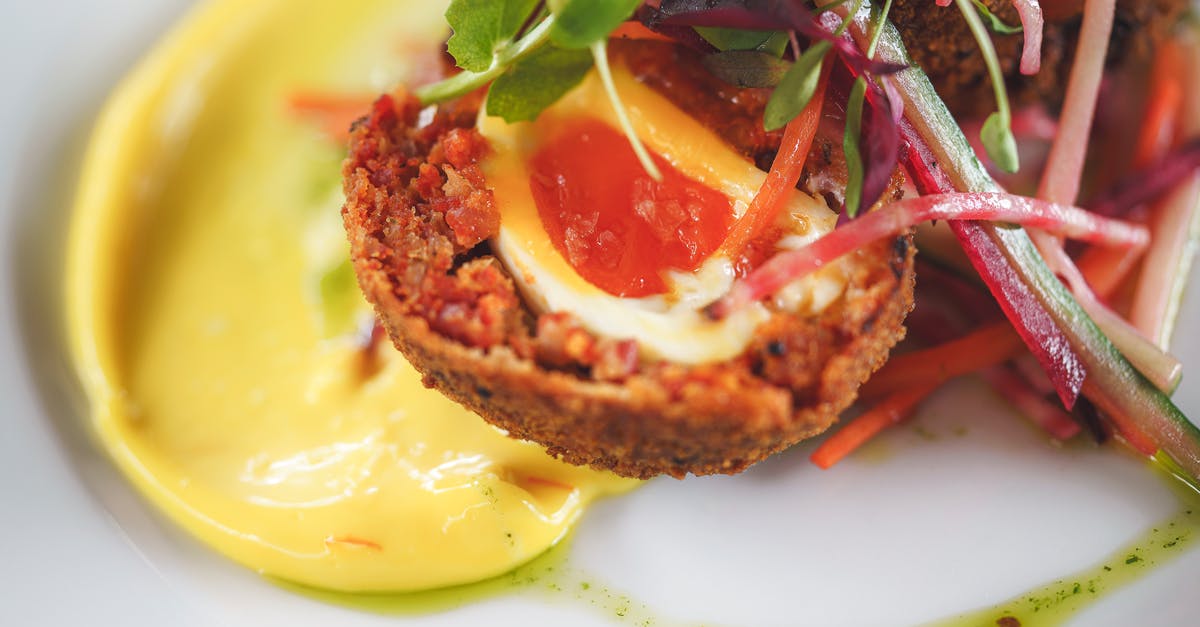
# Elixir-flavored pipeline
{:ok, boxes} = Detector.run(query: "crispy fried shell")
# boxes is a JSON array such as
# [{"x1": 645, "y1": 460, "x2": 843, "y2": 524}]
[{"x1": 342, "y1": 45, "x2": 915, "y2": 478}]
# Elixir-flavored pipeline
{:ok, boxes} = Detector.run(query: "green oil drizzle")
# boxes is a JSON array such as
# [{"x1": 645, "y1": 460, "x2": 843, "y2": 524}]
[
  {"x1": 273, "y1": 537, "x2": 697, "y2": 626},
  {"x1": 926, "y1": 466, "x2": 1200, "y2": 627}
]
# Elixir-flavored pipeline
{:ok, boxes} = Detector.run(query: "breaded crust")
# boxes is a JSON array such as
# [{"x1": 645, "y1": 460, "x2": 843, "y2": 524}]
[{"x1": 343, "y1": 47, "x2": 915, "y2": 479}]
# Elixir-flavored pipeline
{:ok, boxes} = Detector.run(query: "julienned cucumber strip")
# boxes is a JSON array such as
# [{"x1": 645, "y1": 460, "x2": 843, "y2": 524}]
[{"x1": 838, "y1": 4, "x2": 1200, "y2": 481}]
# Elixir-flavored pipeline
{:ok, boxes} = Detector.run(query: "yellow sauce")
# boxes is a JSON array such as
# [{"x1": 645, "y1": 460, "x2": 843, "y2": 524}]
[{"x1": 65, "y1": 0, "x2": 635, "y2": 593}]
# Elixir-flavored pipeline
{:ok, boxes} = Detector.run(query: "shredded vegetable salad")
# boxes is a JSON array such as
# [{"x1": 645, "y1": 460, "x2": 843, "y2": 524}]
[{"x1": 320, "y1": 0, "x2": 1200, "y2": 484}]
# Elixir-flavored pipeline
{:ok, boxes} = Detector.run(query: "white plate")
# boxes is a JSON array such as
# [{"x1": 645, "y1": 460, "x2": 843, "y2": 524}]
[{"x1": 3, "y1": 1, "x2": 1199, "y2": 625}]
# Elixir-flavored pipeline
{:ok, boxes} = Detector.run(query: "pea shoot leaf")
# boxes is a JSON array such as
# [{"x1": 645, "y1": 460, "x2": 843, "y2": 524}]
[
  {"x1": 549, "y1": 0, "x2": 642, "y2": 49},
  {"x1": 763, "y1": 40, "x2": 830, "y2": 131},
  {"x1": 842, "y1": 77, "x2": 867, "y2": 217},
  {"x1": 446, "y1": 0, "x2": 541, "y2": 72},
  {"x1": 487, "y1": 45, "x2": 593, "y2": 122}
]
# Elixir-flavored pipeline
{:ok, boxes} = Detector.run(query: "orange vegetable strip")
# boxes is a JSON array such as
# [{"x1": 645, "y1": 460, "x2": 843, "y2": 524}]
[
  {"x1": 858, "y1": 322, "x2": 1024, "y2": 400},
  {"x1": 1076, "y1": 39, "x2": 1185, "y2": 300},
  {"x1": 1134, "y1": 41, "x2": 1186, "y2": 168},
  {"x1": 810, "y1": 384, "x2": 937, "y2": 469},
  {"x1": 287, "y1": 92, "x2": 374, "y2": 141},
  {"x1": 609, "y1": 22, "x2": 675, "y2": 43},
  {"x1": 324, "y1": 535, "x2": 383, "y2": 551},
  {"x1": 717, "y1": 64, "x2": 829, "y2": 260},
  {"x1": 1134, "y1": 83, "x2": 1183, "y2": 167},
  {"x1": 1074, "y1": 245, "x2": 1142, "y2": 301},
  {"x1": 522, "y1": 476, "x2": 575, "y2": 491},
  {"x1": 1129, "y1": 37, "x2": 1200, "y2": 349}
]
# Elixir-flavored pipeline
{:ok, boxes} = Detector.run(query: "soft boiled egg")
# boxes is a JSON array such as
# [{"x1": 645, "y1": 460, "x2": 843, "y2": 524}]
[{"x1": 478, "y1": 65, "x2": 849, "y2": 365}]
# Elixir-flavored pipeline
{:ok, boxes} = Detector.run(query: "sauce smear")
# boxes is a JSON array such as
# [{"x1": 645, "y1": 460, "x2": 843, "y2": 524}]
[{"x1": 529, "y1": 118, "x2": 734, "y2": 297}]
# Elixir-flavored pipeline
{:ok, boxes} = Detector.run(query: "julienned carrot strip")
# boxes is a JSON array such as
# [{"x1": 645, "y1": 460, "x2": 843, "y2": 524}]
[
  {"x1": 1135, "y1": 81, "x2": 1183, "y2": 167},
  {"x1": 1074, "y1": 245, "x2": 1142, "y2": 300},
  {"x1": 324, "y1": 535, "x2": 383, "y2": 551},
  {"x1": 858, "y1": 322, "x2": 1024, "y2": 400},
  {"x1": 1076, "y1": 40, "x2": 1186, "y2": 299},
  {"x1": 609, "y1": 22, "x2": 675, "y2": 43},
  {"x1": 1135, "y1": 41, "x2": 1186, "y2": 168},
  {"x1": 717, "y1": 64, "x2": 829, "y2": 260},
  {"x1": 810, "y1": 384, "x2": 938, "y2": 469},
  {"x1": 287, "y1": 92, "x2": 374, "y2": 141}
]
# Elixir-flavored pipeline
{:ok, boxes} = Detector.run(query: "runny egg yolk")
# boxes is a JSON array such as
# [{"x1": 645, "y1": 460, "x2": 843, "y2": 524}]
[
  {"x1": 480, "y1": 68, "x2": 846, "y2": 365},
  {"x1": 530, "y1": 117, "x2": 734, "y2": 298}
]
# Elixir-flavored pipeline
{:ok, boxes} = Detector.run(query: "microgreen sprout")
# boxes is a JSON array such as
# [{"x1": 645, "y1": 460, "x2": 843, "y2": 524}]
[
  {"x1": 955, "y1": 0, "x2": 1020, "y2": 173},
  {"x1": 418, "y1": 0, "x2": 657, "y2": 178},
  {"x1": 843, "y1": 78, "x2": 869, "y2": 215},
  {"x1": 591, "y1": 40, "x2": 663, "y2": 181},
  {"x1": 416, "y1": 10, "x2": 556, "y2": 104}
]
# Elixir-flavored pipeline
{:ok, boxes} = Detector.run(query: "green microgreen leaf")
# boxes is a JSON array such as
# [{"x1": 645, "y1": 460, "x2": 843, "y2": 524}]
[
  {"x1": 591, "y1": 40, "x2": 662, "y2": 181},
  {"x1": 763, "y1": 40, "x2": 831, "y2": 131},
  {"x1": 955, "y1": 0, "x2": 1020, "y2": 173},
  {"x1": 548, "y1": 0, "x2": 641, "y2": 49},
  {"x1": 694, "y1": 27, "x2": 789, "y2": 57},
  {"x1": 487, "y1": 45, "x2": 593, "y2": 122},
  {"x1": 971, "y1": 0, "x2": 1022, "y2": 35},
  {"x1": 416, "y1": 15, "x2": 555, "y2": 105},
  {"x1": 842, "y1": 77, "x2": 867, "y2": 217},
  {"x1": 445, "y1": 0, "x2": 541, "y2": 72},
  {"x1": 981, "y1": 111, "x2": 1020, "y2": 173},
  {"x1": 702, "y1": 50, "x2": 792, "y2": 88}
]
